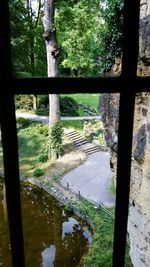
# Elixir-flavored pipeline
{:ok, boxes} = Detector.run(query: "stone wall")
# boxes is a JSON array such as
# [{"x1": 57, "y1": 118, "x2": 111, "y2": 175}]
[
  {"x1": 129, "y1": 92, "x2": 150, "y2": 267},
  {"x1": 99, "y1": 1, "x2": 150, "y2": 266}
]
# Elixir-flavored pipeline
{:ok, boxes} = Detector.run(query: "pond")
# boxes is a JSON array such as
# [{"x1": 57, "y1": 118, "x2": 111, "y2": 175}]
[{"x1": 0, "y1": 181, "x2": 92, "y2": 267}]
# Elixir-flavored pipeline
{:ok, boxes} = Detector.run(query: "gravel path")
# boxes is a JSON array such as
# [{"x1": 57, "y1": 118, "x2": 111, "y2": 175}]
[
  {"x1": 61, "y1": 152, "x2": 115, "y2": 208},
  {"x1": 16, "y1": 111, "x2": 101, "y2": 122}
]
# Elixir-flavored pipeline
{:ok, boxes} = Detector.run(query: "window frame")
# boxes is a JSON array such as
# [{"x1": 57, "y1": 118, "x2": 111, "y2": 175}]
[{"x1": 0, "y1": 1, "x2": 148, "y2": 266}]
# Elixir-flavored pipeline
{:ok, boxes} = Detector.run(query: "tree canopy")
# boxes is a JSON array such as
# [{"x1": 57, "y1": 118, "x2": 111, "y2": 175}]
[
  {"x1": 10, "y1": 0, "x2": 123, "y2": 77},
  {"x1": 10, "y1": 0, "x2": 47, "y2": 77},
  {"x1": 99, "y1": 0, "x2": 123, "y2": 72}
]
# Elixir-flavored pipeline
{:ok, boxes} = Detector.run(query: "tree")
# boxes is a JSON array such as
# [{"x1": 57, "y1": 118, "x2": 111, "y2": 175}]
[
  {"x1": 98, "y1": 0, "x2": 123, "y2": 72},
  {"x1": 10, "y1": 0, "x2": 47, "y2": 110},
  {"x1": 56, "y1": 0, "x2": 102, "y2": 77},
  {"x1": 43, "y1": 0, "x2": 62, "y2": 159},
  {"x1": 10, "y1": 0, "x2": 47, "y2": 77}
]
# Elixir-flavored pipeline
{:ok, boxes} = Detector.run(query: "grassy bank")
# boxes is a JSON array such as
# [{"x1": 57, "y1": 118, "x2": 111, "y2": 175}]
[
  {"x1": 11, "y1": 118, "x2": 86, "y2": 178},
  {"x1": 77, "y1": 199, "x2": 131, "y2": 267},
  {"x1": 62, "y1": 120, "x2": 83, "y2": 130}
]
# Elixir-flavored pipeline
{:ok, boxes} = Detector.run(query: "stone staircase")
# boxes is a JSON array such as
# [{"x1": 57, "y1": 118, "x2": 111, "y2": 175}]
[{"x1": 64, "y1": 129, "x2": 101, "y2": 155}]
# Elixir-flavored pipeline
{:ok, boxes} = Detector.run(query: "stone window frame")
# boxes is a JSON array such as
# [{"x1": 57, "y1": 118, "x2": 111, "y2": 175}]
[{"x1": 0, "y1": 1, "x2": 149, "y2": 266}]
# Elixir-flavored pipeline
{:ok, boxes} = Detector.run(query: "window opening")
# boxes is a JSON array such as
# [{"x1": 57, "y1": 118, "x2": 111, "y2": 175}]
[{"x1": 1, "y1": 1, "x2": 147, "y2": 267}]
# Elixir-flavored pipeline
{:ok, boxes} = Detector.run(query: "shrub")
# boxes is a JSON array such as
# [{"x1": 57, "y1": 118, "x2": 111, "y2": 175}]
[
  {"x1": 17, "y1": 117, "x2": 32, "y2": 129},
  {"x1": 60, "y1": 96, "x2": 79, "y2": 116},
  {"x1": 33, "y1": 168, "x2": 45, "y2": 177},
  {"x1": 37, "y1": 95, "x2": 49, "y2": 109},
  {"x1": 37, "y1": 124, "x2": 49, "y2": 136},
  {"x1": 38, "y1": 153, "x2": 48, "y2": 163},
  {"x1": 78, "y1": 103, "x2": 98, "y2": 116},
  {"x1": 15, "y1": 95, "x2": 33, "y2": 110}
]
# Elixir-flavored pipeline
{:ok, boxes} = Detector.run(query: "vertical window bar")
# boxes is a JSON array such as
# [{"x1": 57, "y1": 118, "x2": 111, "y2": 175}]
[
  {"x1": 113, "y1": 1, "x2": 140, "y2": 266},
  {"x1": 0, "y1": 93, "x2": 25, "y2": 267},
  {"x1": 121, "y1": 0, "x2": 140, "y2": 79},
  {"x1": 112, "y1": 91, "x2": 135, "y2": 266},
  {"x1": 0, "y1": 1, "x2": 25, "y2": 266}
]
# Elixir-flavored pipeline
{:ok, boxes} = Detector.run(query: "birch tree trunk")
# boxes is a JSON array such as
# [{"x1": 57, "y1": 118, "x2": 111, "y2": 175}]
[{"x1": 43, "y1": 0, "x2": 60, "y2": 158}]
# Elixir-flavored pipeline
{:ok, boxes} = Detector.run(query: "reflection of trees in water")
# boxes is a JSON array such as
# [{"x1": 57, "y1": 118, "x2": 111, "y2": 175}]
[
  {"x1": 61, "y1": 223, "x2": 88, "y2": 267},
  {"x1": 0, "y1": 183, "x2": 89, "y2": 267}
]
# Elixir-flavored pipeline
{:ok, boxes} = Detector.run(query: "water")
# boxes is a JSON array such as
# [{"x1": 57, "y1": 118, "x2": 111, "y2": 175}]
[{"x1": 0, "y1": 181, "x2": 92, "y2": 267}]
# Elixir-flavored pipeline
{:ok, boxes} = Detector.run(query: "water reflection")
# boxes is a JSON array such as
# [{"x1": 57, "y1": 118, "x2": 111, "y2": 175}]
[
  {"x1": 42, "y1": 245, "x2": 56, "y2": 267},
  {"x1": 0, "y1": 182, "x2": 92, "y2": 267}
]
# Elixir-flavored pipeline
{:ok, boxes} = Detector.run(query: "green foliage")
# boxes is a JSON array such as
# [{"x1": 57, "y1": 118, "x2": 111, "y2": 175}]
[
  {"x1": 52, "y1": 174, "x2": 61, "y2": 182},
  {"x1": 38, "y1": 154, "x2": 48, "y2": 163},
  {"x1": 49, "y1": 121, "x2": 64, "y2": 158},
  {"x1": 56, "y1": 0, "x2": 102, "y2": 76},
  {"x1": 37, "y1": 95, "x2": 49, "y2": 109},
  {"x1": 60, "y1": 96, "x2": 79, "y2": 116},
  {"x1": 10, "y1": 0, "x2": 123, "y2": 78},
  {"x1": 37, "y1": 124, "x2": 49, "y2": 136},
  {"x1": 36, "y1": 109, "x2": 49, "y2": 116},
  {"x1": 63, "y1": 94, "x2": 99, "y2": 111},
  {"x1": 17, "y1": 117, "x2": 32, "y2": 130},
  {"x1": 83, "y1": 121, "x2": 107, "y2": 148},
  {"x1": 33, "y1": 168, "x2": 45, "y2": 177},
  {"x1": 109, "y1": 177, "x2": 116, "y2": 196},
  {"x1": 64, "y1": 201, "x2": 74, "y2": 213},
  {"x1": 10, "y1": 0, "x2": 46, "y2": 76},
  {"x1": 99, "y1": 0, "x2": 123, "y2": 72},
  {"x1": 15, "y1": 95, "x2": 33, "y2": 110},
  {"x1": 79, "y1": 103, "x2": 98, "y2": 116},
  {"x1": 17, "y1": 122, "x2": 49, "y2": 176},
  {"x1": 78, "y1": 199, "x2": 114, "y2": 266},
  {"x1": 62, "y1": 120, "x2": 82, "y2": 130}
]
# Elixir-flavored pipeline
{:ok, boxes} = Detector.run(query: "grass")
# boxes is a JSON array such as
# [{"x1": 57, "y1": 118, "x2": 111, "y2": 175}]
[
  {"x1": 77, "y1": 199, "x2": 114, "y2": 267},
  {"x1": 62, "y1": 120, "x2": 83, "y2": 130},
  {"x1": 0, "y1": 119, "x2": 86, "y2": 178},
  {"x1": 62, "y1": 94, "x2": 99, "y2": 111},
  {"x1": 17, "y1": 121, "x2": 49, "y2": 176},
  {"x1": 77, "y1": 198, "x2": 132, "y2": 267},
  {"x1": 109, "y1": 177, "x2": 116, "y2": 197}
]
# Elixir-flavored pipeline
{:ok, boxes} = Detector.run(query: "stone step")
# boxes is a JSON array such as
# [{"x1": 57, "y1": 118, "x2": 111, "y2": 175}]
[
  {"x1": 66, "y1": 133, "x2": 82, "y2": 139},
  {"x1": 83, "y1": 146, "x2": 101, "y2": 155},
  {"x1": 74, "y1": 140, "x2": 88, "y2": 146},
  {"x1": 65, "y1": 129, "x2": 101, "y2": 155},
  {"x1": 65, "y1": 131, "x2": 88, "y2": 144},
  {"x1": 65, "y1": 131, "x2": 78, "y2": 136},
  {"x1": 70, "y1": 136, "x2": 86, "y2": 142}
]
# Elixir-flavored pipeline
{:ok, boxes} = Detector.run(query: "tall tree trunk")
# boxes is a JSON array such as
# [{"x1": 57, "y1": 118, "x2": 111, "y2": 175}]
[{"x1": 43, "y1": 0, "x2": 60, "y2": 158}]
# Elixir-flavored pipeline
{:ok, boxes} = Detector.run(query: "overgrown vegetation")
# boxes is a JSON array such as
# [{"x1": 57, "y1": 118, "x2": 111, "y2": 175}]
[
  {"x1": 60, "y1": 96, "x2": 79, "y2": 116},
  {"x1": 49, "y1": 121, "x2": 64, "y2": 158},
  {"x1": 109, "y1": 177, "x2": 116, "y2": 196},
  {"x1": 99, "y1": 0, "x2": 123, "y2": 72},
  {"x1": 83, "y1": 121, "x2": 107, "y2": 149},
  {"x1": 13, "y1": 118, "x2": 86, "y2": 178},
  {"x1": 16, "y1": 94, "x2": 100, "y2": 117},
  {"x1": 17, "y1": 119, "x2": 49, "y2": 176},
  {"x1": 63, "y1": 94, "x2": 99, "y2": 111},
  {"x1": 62, "y1": 120, "x2": 82, "y2": 130},
  {"x1": 77, "y1": 199, "x2": 114, "y2": 266},
  {"x1": 76, "y1": 199, "x2": 131, "y2": 266}
]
